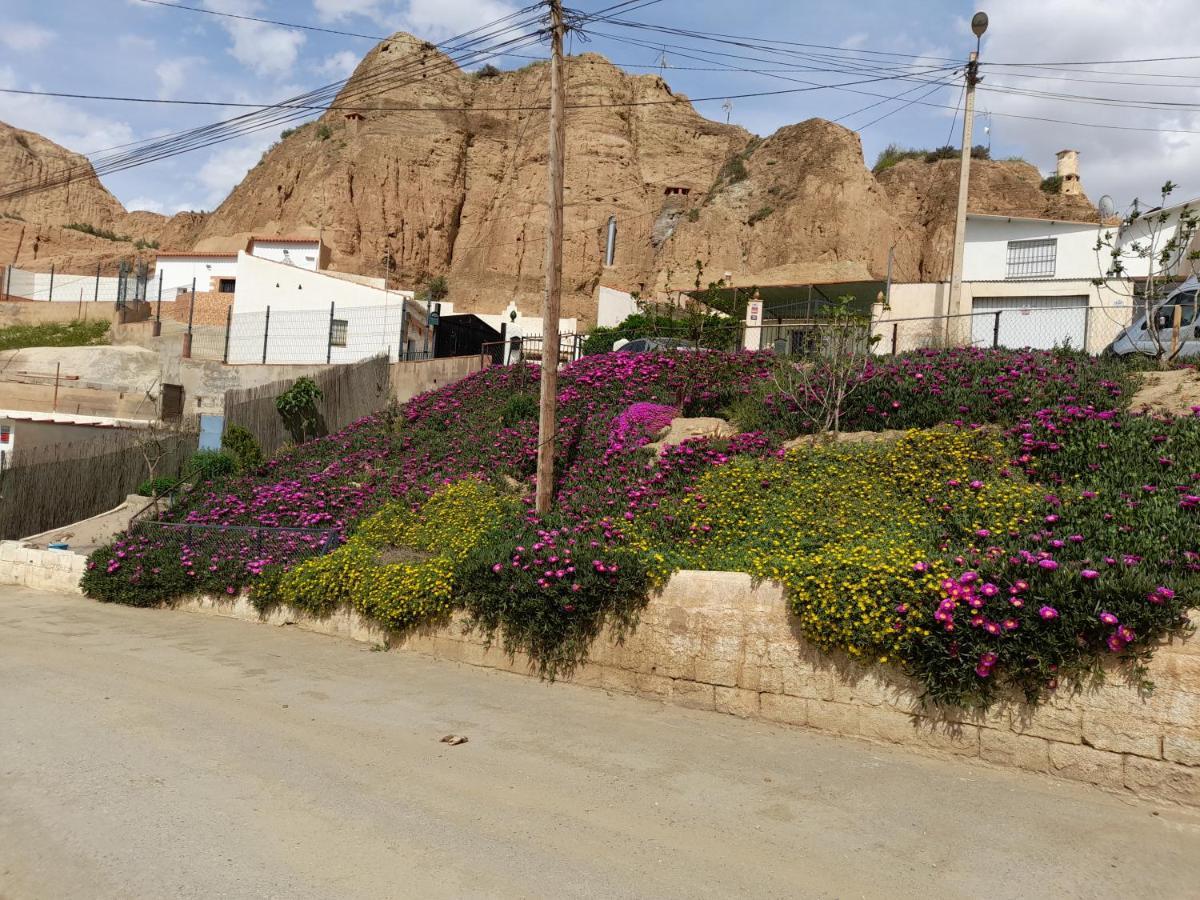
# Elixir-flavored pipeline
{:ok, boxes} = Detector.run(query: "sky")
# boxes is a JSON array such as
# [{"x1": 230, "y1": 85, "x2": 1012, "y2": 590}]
[{"x1": 1, "y1": 0, "x2": 1197, "y2": 217}]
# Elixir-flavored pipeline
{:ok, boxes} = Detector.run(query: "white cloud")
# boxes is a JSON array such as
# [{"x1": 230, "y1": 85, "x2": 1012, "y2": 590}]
[
  {"x1": 0, "y1": 23, "x2": 55, "y2": 52},
  {"x1": 319, "y1": 50, "x2": 361, "y2": 79},
  {"x1": 0, "y1": 66, "x2": 135, "y2": 156},
  {"x1": 403, "y1": 0, "x2": 518, "y2": 41},
  {"x1": 313, "y1": 0, "x2": 389, "y2": 22},
  {"x1": 126, "y1": 196, "x2": 166, "y2": 214},
  {"x1": 155, "y1": 58, "x2": 203, "y2": 99},
  {"x1": 195, "y1": 134, "x2": 275, "y2": 206},
  {"x1": 973, "y1": 0, "x2": 1200, "y2": 206},
  {"x1": 202, "y1": 0, "x2": 306, "y2": 77}
]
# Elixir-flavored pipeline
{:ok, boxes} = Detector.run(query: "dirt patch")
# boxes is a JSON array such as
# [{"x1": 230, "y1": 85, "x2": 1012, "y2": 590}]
[
  {"x1": 1131, "y1": 368, "x2": 1200, "y2": 416},
  {"x1": 376, "y1": 546, "x2": 433, "y2": 565},
  {"x1": 781, "y1": 429, "x2": 908, "y2": 450}
]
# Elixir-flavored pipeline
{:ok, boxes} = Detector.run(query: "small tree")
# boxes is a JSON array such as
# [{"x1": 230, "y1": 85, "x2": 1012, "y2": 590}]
[
  {"x1": 768, "y1": 295, "x2": 879, "y2": 435},
  {"x1": 276, "y1": 376, "x2": 325, "y2": 444},
  {"x1": 1095, "y1": 182, "x2": 1200, "y2": 365}
]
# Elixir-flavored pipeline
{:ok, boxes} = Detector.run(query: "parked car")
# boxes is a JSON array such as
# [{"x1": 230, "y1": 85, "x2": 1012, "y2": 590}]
[
  {"x1": 1106, "y1": 276, "x2": 1200, "y2": 358},
  {"x1": 614, "y1": 336, "x2": 701, "y2": 353}
]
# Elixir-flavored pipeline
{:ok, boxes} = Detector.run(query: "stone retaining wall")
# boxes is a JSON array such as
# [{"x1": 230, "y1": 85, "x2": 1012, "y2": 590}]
[
  {"x1": 0, "y1": 542, "x2": 87, "y2": 594},
  {"x1": 177, "y1": 569, "x2": 1200, "y2": 807}
]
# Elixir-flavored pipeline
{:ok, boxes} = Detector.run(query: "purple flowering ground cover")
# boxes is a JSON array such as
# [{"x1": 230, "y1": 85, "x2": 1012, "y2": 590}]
[{"x1": 82, "y1": 348, "x2": 1200, "y2": 705}]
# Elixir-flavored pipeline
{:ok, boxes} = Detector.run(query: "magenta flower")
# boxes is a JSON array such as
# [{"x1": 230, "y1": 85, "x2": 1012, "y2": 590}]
[
  {"x1": 1099, "y1": 611, "x2": 1119, "y2": 626},
  {"x1": 1038, "y1": 605, "x2": 1059, "y2": 620},
  {"x1": 1106, "y1": 634, "x2": 1125, "y2": 652},
  {"x1": 1080, "y1": 569, "x2": 1099, "y2": 580},
  {"x1": 1038, "y1": 559, "x2": 1059, "y2": 571}
]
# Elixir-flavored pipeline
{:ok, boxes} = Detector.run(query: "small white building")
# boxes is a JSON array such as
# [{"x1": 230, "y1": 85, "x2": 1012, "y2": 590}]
[{"x1": 153, "y1": 252, "x2": 239, "y2": 299}]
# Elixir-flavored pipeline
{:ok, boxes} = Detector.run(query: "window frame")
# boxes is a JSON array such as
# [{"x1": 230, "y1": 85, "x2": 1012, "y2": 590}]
[
  {"x1": 1005, "y1": 237, "x2": 1058, "y2": 280},
  {"x1": 329, "y1": 318, "x2": 349, "y2": 348}
]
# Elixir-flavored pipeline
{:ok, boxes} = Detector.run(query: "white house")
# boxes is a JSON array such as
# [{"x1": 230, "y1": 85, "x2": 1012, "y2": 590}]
[
  {"x1": 153, "y1": 252, "x2": 239, "y2": 299},
  {"x1": 225, "y1": 251, "x2": 423, "y2": 365}
]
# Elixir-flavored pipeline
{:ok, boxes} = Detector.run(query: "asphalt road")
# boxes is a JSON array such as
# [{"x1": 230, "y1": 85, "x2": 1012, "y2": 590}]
[{"x1": 3, "y1": 586, "x2": 1200, "y2": 899}]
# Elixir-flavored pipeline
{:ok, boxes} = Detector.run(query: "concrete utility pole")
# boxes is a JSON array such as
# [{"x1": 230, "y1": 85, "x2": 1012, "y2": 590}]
[
  {"x1": 535, "y1": 0, "x2": 566, "y2": 516},
  {"x1": 947, "y1": 11, "x2": 989, "y2": 343}
]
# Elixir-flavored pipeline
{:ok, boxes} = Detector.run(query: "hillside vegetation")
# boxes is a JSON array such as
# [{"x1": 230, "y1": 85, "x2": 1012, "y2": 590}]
[
  {"x1": 83, "y1": 348, "x2": 1199, "y2": 708},
  {"x1": 0, "y1": 319, "x2": 109, "y2": 352}
]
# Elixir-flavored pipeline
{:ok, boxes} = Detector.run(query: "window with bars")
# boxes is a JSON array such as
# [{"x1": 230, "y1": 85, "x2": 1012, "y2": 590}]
[
  {"x1": 330, "y1": 319, "x2": 348, "y2": 347},
  {"x1": 1006, "y1": 238, "x2": 1057, "y2": 279}
]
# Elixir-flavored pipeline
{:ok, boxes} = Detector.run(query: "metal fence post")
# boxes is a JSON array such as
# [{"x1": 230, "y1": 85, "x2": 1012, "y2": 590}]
[
  {"x1": 47, "y1": 263, "x2": 55, "y2": 301},
  {"x1": 93, "y1": 263, "x2": 100, "y2": 303},
  {"x1": 326, "y1": 301, "x2": 335, "y2": 364},
  {"x1": 1, "y1": 263, "x2": 9, "y2": 302},
  {"x1": 262, "y1": 305, "x2": 271, "y2": 364},
  {"x1": 153, "y1": 271, "x2": 163, "y2": 337},
  {"x1": 891, "y1": 322, "x2": 898, "y2": 355},
  {"x1": 222, "y1": 305, "x2": 233, "y2": 364},
  {"x1": 992, "y1": 310, "x2": 1001, "y2": 349},
  {"x1": 182, "y1": 276, "x2": 196, "y2": 359}
]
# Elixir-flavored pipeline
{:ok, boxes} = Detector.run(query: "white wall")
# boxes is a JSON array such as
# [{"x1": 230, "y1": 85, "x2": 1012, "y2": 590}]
[
  {"x1": 597, "y1": 286, "x2": 640, "y2": 327},
  {"x1": 1105, "y1": 205, "x2": 1199, "y2": 279},
  {"x1": 474, "y1": 300, "x2": 576, "y2": 341},
  {"x1": 247, "y1": 240, "x2": 321, "y2": 271},
  {"x1": 152, "y1": 257, "x2": 238, "y2": 297},
  {"x1": 872, "y1": 280, "x2": 1132, "y2": 354},
  {"x1": 226, "y1": 252, "x2": 419, "y2": 364},
  {"x1": 4, "y1": 268, "x2": 124, "y2": 303},
  {"x1": 964, "y1": 217, "x2": 1102, "y2": 282}
]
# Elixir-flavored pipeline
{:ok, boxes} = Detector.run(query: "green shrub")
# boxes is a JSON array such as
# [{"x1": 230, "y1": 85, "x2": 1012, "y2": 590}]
[
  {"x1": 1040, "y1": 174, "x2": 1064, "y2": 194},
  {"x1": 221, "y1": 425, "x2": 264, "y2": 473},
  {"x1": 747, "y1": 206, "x2": 774, "y2": 226},
  {"x1": 474, "y1": 64, "x2": 502, "y2": 78},
  {"x1": 276, "y1": 376, "x2": 324, "y2": 443},
  {"x1": 456, "y1": 516, "x2": 654, "y2": 678},
  {"x1": 500, "y1": 393, "x2": 539, "y2": 428},
  {"x1": 185, "y1": 450, "x2": 237, "y2": 483},
  {"x1": 316, "y1": 123, "x2": 333, "y2": 141},
  {"x1": 64, "y1": 222, "x2": 130, "y2": 242},
  {"x1": 686, "y1": 208, "x2": 700, "y2": 222},
  {"x1": 135, "y1": 475, "x2": 178, "y2": 497},
  {"x1": 133, "y1": 238, "x2": 160, "y2": 250}
]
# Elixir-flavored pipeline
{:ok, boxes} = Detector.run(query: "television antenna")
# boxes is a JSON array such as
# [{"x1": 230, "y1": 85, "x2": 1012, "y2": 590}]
[{"x1": 721, "y1": 98, "x2": 733, "y2": 123}]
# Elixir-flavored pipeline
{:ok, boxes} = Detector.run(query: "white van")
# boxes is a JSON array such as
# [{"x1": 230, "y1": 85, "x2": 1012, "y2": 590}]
[{"x1": 1106, "y1": 276, "x2": 1200, "y2": 358}]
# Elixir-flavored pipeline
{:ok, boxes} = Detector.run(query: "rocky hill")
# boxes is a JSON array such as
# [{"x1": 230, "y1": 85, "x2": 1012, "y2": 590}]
[{"x1": 1, "y1": 34, "x2": 1099, "y2": 320}]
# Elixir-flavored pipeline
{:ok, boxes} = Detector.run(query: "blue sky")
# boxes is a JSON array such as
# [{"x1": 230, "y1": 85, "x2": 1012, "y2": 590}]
[{"x1": 1, "y1": 0, "x2": 1197, "y2": 215}]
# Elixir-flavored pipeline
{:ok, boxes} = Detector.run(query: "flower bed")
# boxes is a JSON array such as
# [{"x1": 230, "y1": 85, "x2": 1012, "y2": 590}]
[{"x1": 81, "y1": 347, "x2": 1197, "y2": 706}]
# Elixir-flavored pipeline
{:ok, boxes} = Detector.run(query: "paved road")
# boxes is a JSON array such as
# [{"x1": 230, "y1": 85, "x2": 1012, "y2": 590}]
[{"x1": 3, "y1": 587, "x2": 1200, "y2": 899}]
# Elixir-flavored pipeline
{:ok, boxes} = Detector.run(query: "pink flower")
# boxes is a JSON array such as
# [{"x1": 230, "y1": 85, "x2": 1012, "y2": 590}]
[
  {"x1": 913, "y1": 561, "x2": 929, "y2": 573},
  {"x1": 1038, "y1": 605, "x2": 1059, "y2": 620},
  {"x1": 1002, "y1": 618, "x2": 1020, "y2": 631},
  {"x1": 1038, "y1": 559, "x2": 1059, "y2": 571},
  {"x1": 1080, "y1": 569, "x2": 1099, "y2": 580},
  {"x1": 1106, "y1": 634, "x2": 1125, "y2": 652},
  {"x1": 1099, "y1": 611, "x2": 1119, "y2": 626}
]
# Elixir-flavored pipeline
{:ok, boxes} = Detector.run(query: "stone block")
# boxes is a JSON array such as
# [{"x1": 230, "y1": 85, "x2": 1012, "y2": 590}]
[
  {"x1": 1125, "y1": 756, "x2": 1200, "y2": 806},
  {"x1": 634, "y1": 671, "x2": 674, "y2": 699},
  {"x1": 806, "y1": 700, "x2": 861, "y2": 737},
  {"x1": 671, "y1": 680, "x2": 716, "y2": 711},
  {"x1": 1011, "y1": 703, "x2": 1082, "y2": 744},
  {"x1": 855, "y1": 705, "x2": 922, "y2": 746},
  {"x1": 980, "y1": 728, "x2": 1051, "y2": 772},
  {"x1": 598, "y1": 666, "x2": 638, "y2": 695},
  {"x1": 779, "y1": 661, "x2": 834, "y2": 702},
  {"x1": 1081, "y1": 711, "x2": 1162, "y2": 759},
  {"x1": 1163, "y1": 730, "x2": 1200, "y2": 767},
  {"x1": 714, "y1": 686, "x2": 760, "y2": 719},
  {"x1": 911, "y1": 719, "x2": 980, "y2": 756},
  {"x1": 759, "y1": 692, "x2": 807, "y2": 727},
  {"x1": 1047, "y1": 742, "x2": 1124, "y2": 788}
]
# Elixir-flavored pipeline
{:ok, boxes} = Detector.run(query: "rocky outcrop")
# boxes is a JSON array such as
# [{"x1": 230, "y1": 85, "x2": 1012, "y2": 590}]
[
  {"x1": 878, "y1": 157, "x2": 1100, "y2": 281},
  {"x1": 0, "y1": 121, "x2": 128, "y2": 229},
  {"x1": 2, "y1": 36, "x2": 1100, "y2": 323}
]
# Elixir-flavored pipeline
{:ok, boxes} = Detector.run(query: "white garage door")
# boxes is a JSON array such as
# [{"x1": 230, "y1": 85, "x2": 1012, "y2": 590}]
[{"x1": 970, "y1": 296, "x2": 1088, "y2": 351}]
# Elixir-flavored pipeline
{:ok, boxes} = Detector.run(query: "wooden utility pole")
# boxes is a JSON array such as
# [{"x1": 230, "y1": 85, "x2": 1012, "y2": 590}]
[
  {"x1": 946, "y1": 12, "x2": 989, "y2": 345},
  {"x1": 535, "y1": 0, "x2": 566, "y2": 516}
]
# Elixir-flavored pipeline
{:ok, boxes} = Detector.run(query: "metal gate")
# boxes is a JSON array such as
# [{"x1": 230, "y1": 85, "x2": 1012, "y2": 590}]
[{"x1": 970, "y1": 296, "x2": 1088, "y2": 351}]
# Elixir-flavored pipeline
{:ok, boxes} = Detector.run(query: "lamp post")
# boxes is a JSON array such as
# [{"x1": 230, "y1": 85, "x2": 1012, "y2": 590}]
[{"x1": 947, "y1": 11, "x2": 988, "y2": 344}]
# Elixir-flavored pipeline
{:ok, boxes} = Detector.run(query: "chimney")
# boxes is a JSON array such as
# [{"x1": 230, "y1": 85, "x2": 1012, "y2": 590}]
[{"x1": 1055, "y1": 149, "x2": 1081, "y2": 195}]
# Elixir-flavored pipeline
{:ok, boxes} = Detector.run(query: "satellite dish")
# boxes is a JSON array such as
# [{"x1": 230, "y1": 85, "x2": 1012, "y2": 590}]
[{"x1": 1099, "y1": 195, "x2": 1115, "y2": 219}]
